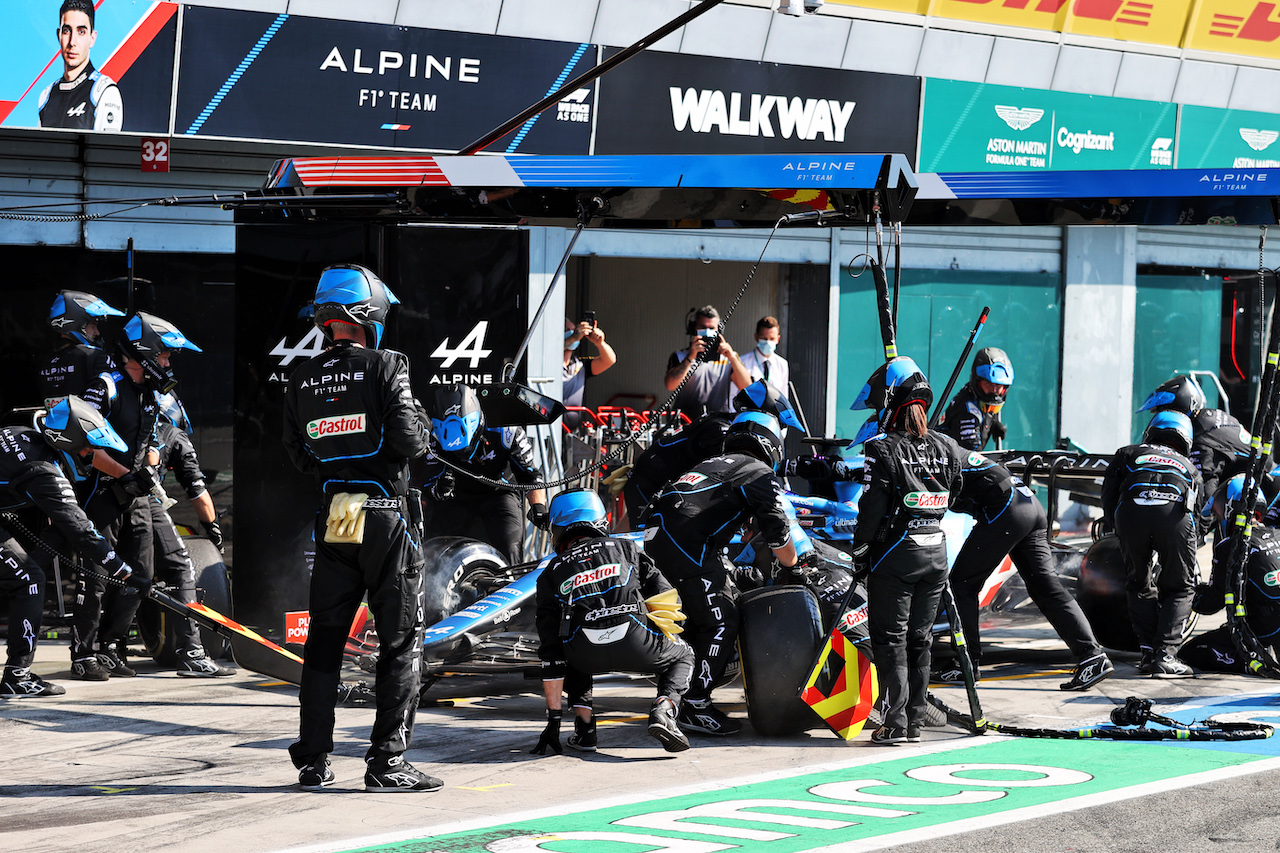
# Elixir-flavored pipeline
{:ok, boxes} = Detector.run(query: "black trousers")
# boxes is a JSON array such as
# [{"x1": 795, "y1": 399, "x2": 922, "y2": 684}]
[
  {"x1": 564, "y1": 619, "x2": 694, "y2": 707},
  {"x1": 0, "y1": 526, "x2": 46, "y2": 669},
  {"x1": 290, "y1": 498, "x2": 425, "y2": 766},
  {"x1": 645, "y1": 530, "x2": 738, "y2": 704},
  {"x1": 950, "y1": 489, "x2": 1100, "y2": 662},
  {"x1": 426, "y1": 490, "x2": 524, "y2": 565},
  {"x1": 149, "y1": 501, "x2": 202, "y2": 654},
  {"x1": 70, "y1": 492, "x2": 153, "y2": 660},
  {"x1": 867, "y1": 534, "x2": 947, "y2": 732},
  {"x1": 1115, "y1": 501, "x2": 1198, "y2": 651}
]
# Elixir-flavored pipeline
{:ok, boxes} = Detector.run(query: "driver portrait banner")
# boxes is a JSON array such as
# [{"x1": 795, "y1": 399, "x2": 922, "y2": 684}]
[
  {"x1": 0, "y1": 0, "x2": 177, "y2": 133},
  {"x1": 173, "y1": 6, "x2": 595, "y2": 153}
]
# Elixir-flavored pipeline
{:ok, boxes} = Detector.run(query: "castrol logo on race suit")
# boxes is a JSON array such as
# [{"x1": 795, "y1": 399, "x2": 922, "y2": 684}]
[
  {"x1": 676, "y1": 472, "x2": 708, "y2": 487},
  {"x1": 1264, "y1": 569, "x2": 1280, "y2": 587},
  {"x1": 306, "y1": 413, "x2": 366, "y2": 439},
  {"x1": 560, "y1": 563, "x2": 621, "y2": 595},
  {"x1": 904, "y1": 491, "x2": 949, "y2": 509},
  {"x1": 838, "y1": 604, "x2": 868, "y2": 632},
  {"x1": 967, "y1": 452, "x2": 987, "y2": 466},
  {"x1": 1135, "y1": 453, "x2": 1188, "y2": 472}
]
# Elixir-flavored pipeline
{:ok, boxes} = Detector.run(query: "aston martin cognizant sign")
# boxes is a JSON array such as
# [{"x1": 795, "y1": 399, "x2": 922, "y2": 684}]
[
  {"x1": 592, "y1": 50, "x2": 920, "y2": 163},
  {"x1": 173, "y1": 6, "x2": 595, "y2": 153}
]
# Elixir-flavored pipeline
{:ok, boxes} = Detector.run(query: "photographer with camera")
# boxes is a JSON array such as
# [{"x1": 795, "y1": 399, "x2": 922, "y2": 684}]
[
  {"x1": 663, "y1": 306, "x2": 751, "y2": 419},
  {"x1": 563, "y1": 313, "x2": 616, "y2": 430}
]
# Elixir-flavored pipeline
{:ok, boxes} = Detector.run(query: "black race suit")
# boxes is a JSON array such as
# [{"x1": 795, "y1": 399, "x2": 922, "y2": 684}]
[
  {"x1": 37, "y1": 342, "x2": 115, "y2": 409},
  {"x1": 536, "y1": 536, "x2": 693, "y2": 709},
  {"x1": 624, "y1": 413, "x2": 731, "y2": 524},
  {"x1": 857, "y1": 429, "x2": 964, "y2": 733},
  {"x1": 1183, "y1": 526, "x2": 1280, "y2": 672},
  {"x1": 37, "y1": 64, "x2": 123, "y2": 131},
  {"x1": 644, "y1": 452, "x2": 792, "y2": 703},
  {"x1": 150, "y1": 423, "x2": 212, "y2": 655},
  {"x1": 949, "y1": 451, "x2": 1101, "y2": 664},
  {"x1": 1189, "y1": 409, "x2": 1251, "y2": 540},
  {"x1": 69, "y1": 370, "x2": 159, "y2": 662},
  {"x1": 938, "y1": 385, "x2": 1002, "y2": 451},
  {"x1": 421, "y1": 427, "x2": 541, "y2": 565},
  {"x1": 0, "y1": 427, "x2": 128, "y2": 668},
  {"x1": 1101, "y1": 442, "x2": 1204, "y2": 653},
  {"x1": 283, "y1": 340, "x2": 429, "y2": 767}
]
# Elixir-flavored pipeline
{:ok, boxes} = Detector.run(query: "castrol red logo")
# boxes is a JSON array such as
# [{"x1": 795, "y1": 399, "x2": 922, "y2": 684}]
[
  {"x1": 561, "y1": 563, "x2": 621, "y2": 594},
  {"x1": 307, "y1": 413, "x2": 366, "y2": 439},
  {"x1": 839, "y1": 604, "x2": 868, "y2": 631},
  {"x1": 904, "y1": 491, "x2": 949, "y2": 509},
  {"x1": 1136, "y1": 453, "x2": 1187, "y2": 472},
  {"x1": 676, "y1": 472, "x2": 708, "y2": 486}
]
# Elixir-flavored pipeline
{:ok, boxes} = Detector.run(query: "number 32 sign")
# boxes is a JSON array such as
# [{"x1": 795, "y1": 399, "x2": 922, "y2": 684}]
[{"x1": 141, "y1": 138, "x2": 170, "y2": 173}]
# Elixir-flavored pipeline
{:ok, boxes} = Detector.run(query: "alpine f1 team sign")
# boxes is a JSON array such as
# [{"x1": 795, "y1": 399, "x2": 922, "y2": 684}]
[
  {"x1": 592, "y1": 50, "x2": 920, "y2": 162},
  {"x1": 173, "y1": 6, "x2": 595, "y2": 153}
]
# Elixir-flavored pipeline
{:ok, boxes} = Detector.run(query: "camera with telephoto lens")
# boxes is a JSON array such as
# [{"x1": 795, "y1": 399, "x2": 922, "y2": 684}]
[{"x1": 1110, "y1": 696, "x2": 1153, "y2": 727}]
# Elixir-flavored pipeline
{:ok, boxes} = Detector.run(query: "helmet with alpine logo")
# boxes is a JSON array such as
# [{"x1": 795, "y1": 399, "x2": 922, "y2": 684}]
[
  {"x1": 426, "y1": 383, "x2": 485, "y2": 456},
  {"x1": 312, "y1": 264, "x2": 399, "y2": 348},
  {"x1": 38, "y1": 395, "x2": 127, "y2": 456},
  {"x1": 733, "y1": 379, "x2": 804, "y2": 432},
  {"x1": 1143, "y1": 410, "x2": 1193, "y2": 456},
  {"x1": 548, "y1": 488, "x2": 609, "y2": 551},
  {"x1": 971, "y1": 347, "x2": 1014, "y2": 414},
  {"x1": 1137, "y1": 375, "x2": 1206, "y2": 416},
  {"x1": 723, "y1": 410, "x2": 784, "y2": 471},
  {"x1": 852, "y1": 356, "x2": 932, "y2": 440},
  {"x1": 115, "y1": 311, "x2": 201, "y2": 394},
  {"x1": 48, "y1": 290, "x2": 124, "y2": 346}
]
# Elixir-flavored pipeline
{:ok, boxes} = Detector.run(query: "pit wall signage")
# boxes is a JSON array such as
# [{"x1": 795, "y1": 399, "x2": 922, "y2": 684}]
[
  {"x1": 1179, "y1": 105, "x2": 1280, "y2": 169},
  {"x1": 919, "y1": 78, "x2": 1176, "y2": 173},
  {"x1": 826, "y1": 1, "x2": 1280, "y2": 60}
]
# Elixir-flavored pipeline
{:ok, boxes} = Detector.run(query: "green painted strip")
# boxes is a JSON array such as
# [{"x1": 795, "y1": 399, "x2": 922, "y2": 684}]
[{"x1": 338, "y1": 738, "x2": 1261, "y2": 853}]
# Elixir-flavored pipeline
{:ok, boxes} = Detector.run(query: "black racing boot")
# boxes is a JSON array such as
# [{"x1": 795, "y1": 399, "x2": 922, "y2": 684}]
[
  {"x1": 567, "y1": 714, "x2": 598, "y2": 752},
  {"x1": 677, "y1": 698, "x2": 742, "y2": 737},
  {"x1": 364, "y1": 755, "x2": 442, "y2": 792},
  {"x1": 648, "y1": 698, "x2": 690, "y2": 753},
  {"x1": 97, "y1": 644, "x2": 136, "y2": 678},
  {"x1": 1, "y1": 666, "x2": 66, "y2": 697},
  {"x1": 298, "y1": 756, "x2": 335, "y2": 791},
  {"x1": 71, "y1": 657, "x2": 109, "y2": 681},
  {"x1": 1060, "y1": 652, "x2": 1114, "y2": 691}
]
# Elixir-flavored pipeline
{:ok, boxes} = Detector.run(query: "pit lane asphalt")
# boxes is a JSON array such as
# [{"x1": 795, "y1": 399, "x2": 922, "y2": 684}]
[{"x1": 6, "y1": 611, "x2": 1280, "y2": 853}]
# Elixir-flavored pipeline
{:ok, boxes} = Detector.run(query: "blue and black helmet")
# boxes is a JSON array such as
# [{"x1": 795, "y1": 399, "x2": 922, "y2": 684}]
[
  {"x1": 971, "y1": 347, "x2": 1014, "y2": 411},
  {"x1": 39, "y1": 395, "x2": 127, "y2": 455},
  {"x1": 733, "y1": 379, "x2": 804, "y2": 432},
  {"x1": 851, "y1": 356, "x2": 931, "y2": 439},
  {"x1": 724, "y1": 410, "x2": 784, "y2": 470},
  {"x1": 427, "y1": 383, "x2": 485, "y2": 456},
  {"x1": 48, "y1": 290, "x2": 124, "y2": 346},
  {"x1": 1137, "y1": 375, "x2": 1206, "y2": 416},
  {"x1": 313, "y1": 264, "x2": 400, "y2": 348},
  {"x1": 548, "y1": 488, "x2": 609, "y2": 550},
  {"x1": 1143, "y1": 410, "x2": 1193, "y2": 456},
  {"x1": 117, "y1": 311, "x2": 201, "y2": 394},
  {"x1": 155, "y1": 391, "x2": 192, "y2": 435}
]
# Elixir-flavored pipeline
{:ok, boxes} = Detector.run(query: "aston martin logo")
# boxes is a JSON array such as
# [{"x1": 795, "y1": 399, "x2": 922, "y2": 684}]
[
  {"x1": 1240, "y1": 128, "x2": 1279, "y2": 152},
  {"x1": 994, "y1": 105, "x2": 1045, "y2": 131}
]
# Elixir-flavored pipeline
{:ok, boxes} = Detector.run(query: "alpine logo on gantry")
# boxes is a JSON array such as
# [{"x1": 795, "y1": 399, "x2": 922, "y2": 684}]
[{"x1": 669, "y1": 88, "x2": 856, "y2": 141}]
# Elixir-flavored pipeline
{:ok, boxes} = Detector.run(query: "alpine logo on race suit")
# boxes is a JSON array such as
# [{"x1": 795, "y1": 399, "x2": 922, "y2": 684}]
[
  {"x1": 306, "y1": 413, "x2": 366, "y2": 439},
  {"x1": 904, "y1": 491, "x2": 949, "y2": 509}
]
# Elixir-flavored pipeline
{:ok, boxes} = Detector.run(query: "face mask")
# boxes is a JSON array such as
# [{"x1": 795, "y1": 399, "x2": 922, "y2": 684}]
[
  {"x1": 756, "y1": 339, "x2": 777, "y2": 357},
  {"x1": 565, "y1": 330, "x2": 580, "y2": 351}
]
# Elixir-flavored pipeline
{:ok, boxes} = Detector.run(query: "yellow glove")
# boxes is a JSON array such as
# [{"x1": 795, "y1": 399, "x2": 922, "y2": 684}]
[
  {"x1": 645, "y1": 588, "x2": 686, "y2": 641},
  {"x1": 601, "y1": 464, "x2": 633, "y2": 497},
  {"x1": 324, "y1": 492, "x2": 369, "y2": 544}
]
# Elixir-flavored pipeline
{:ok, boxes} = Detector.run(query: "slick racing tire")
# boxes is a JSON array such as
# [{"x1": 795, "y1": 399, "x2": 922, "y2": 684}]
[
  {"x1": 738, "y1": 585, "x2": 825, "y2": 736},
  {"x1": 421, "y1": 536, "x2": 513, "y2": 628},
  {"x1": 1077, "y1": 534, "x2": 1197, "y2": 652},
  {"x1": 138, "y1": 538, "x2": 233, "y2": 664}
]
